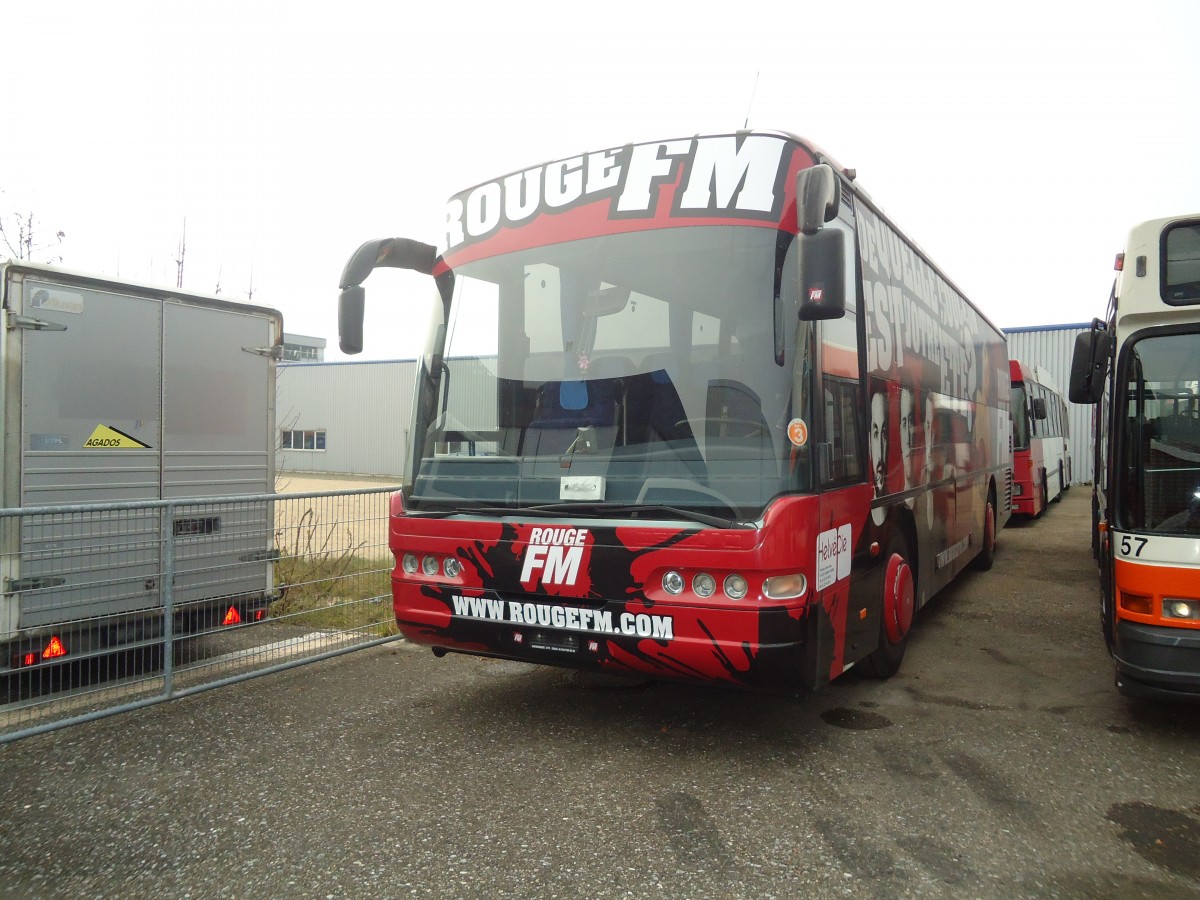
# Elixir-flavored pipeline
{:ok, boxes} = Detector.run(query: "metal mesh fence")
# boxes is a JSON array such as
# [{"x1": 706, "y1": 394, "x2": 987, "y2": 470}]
[{"x1": 1, "y1": 487, "x2": 399, "y2": 742}]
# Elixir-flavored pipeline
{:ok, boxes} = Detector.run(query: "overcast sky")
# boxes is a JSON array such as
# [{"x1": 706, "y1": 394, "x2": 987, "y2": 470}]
[{"x1": 5, "y1": 0, "x2": 1198, "y2": 360}]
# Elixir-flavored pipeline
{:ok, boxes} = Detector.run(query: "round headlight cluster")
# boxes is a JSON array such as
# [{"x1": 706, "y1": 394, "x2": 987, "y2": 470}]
[
  {"x1": 661, "y1": 570, "x2": 759, "y2": 600},
  {"x1": 400, "y1": 552, "x2": 463, "y2": 580}
]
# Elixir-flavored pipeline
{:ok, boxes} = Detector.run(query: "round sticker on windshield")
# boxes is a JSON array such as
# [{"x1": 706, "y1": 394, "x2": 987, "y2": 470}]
[{"x1": 787, "y1": 418, "x2": 809, "y2": 447}]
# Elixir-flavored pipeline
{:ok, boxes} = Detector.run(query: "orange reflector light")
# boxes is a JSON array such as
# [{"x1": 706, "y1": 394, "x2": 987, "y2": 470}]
[
  {"x1": 254, "y1": 609, "x2": 266, "y2": 621},
  {"x1": 21, "y1": 652, "x2": 37, "y2": 667},
  {"x1": 42, "y1": 636, "x2": 67, "y2": 659},
  {"x1": 1114, "y1": 252, "x2": 1124, "y2": 271},
  {"x1": 222, "y1": 606, "x2": 242, "y2": 626},
  {"x1": 1120, "y1": 592, "x2": 1153, "y2": 615}
]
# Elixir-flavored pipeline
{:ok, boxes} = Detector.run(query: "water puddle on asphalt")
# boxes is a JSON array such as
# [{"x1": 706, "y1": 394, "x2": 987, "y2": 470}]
[{"x1": 1107, "y1": 801, "x2": 1200, "y2": 881}]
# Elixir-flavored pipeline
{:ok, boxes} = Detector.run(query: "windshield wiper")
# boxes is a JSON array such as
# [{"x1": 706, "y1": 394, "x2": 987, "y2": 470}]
[{"x1": 409, "y1": 501, "x2": 747, "y2": 529}]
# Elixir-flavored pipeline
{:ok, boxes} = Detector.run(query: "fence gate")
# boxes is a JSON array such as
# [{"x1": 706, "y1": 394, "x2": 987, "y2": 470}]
[{"x1": 1, "y1": 487, "x2": 399, "y2": 743}]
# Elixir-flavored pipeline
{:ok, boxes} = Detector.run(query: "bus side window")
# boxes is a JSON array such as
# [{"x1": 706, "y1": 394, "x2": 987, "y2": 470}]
[
  {"x1": 818, "y1": 309, "x2": 863, "y2": 487},
  {"x1": 822, "y1": 378, "x2": 864, "y2": 484}
]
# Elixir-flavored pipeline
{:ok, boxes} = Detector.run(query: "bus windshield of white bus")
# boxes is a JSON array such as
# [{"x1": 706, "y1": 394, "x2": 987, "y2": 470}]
[
  {"x1": 1164, "y1": 221, "x2": 1200, "y2": 304},
  {"x1": 408, "y1": 226, "x2": 823, "y2": 520},
  {"x1": 1119, "y1": 330, "x2": 1200, "y2": 533}
]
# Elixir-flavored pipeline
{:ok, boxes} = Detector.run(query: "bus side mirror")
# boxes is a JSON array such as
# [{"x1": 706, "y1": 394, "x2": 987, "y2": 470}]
[
  {"x1": 798, "y1": 229, "x2": 846, "y2": 321},
  {"x1": 795, "y1": 164, "x2": 840, "y2": 235},
  {"x1": 1068, "y1": 324, "x2": 1112, "y2": 404},
  {"x1": 337, "y1": 237, "x2": 439, "y2": 355},
  {"x1": 1032, "y1": 397, "x2": 1047, "y2": 420},
  {"x1": 338, "y1": 286, "x2": 365, "y2": 355}
]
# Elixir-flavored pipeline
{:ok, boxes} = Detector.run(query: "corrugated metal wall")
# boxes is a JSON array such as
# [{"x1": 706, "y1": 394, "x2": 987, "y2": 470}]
[
  {"x1": 1004, "y1": 323, "x2": 1094, "y2": 484},
  {"x1": 276, "y1": 360, "x2": 415, "y2": 479},
  {"x1": 275, "y1": 356, "x2": 499, "y2": 480}
]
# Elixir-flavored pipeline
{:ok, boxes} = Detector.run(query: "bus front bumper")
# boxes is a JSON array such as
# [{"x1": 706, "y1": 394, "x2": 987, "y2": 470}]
[
  {"x1": 1113, "y1": 620, "x2": 1200, "y2": 700},
  {"x1": 393, "y1": 588, "x2": 832, "y2": 694}
]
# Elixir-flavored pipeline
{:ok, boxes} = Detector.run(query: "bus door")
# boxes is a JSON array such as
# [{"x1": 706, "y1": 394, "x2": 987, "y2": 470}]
[{"x1": 814, "y1": 310, "x2": 877, "y2": 670}]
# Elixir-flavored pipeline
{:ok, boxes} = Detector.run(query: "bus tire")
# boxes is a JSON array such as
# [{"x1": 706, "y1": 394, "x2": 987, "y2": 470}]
[
  {"x1": 862, "y1": 533, "x2": 914, "y2": 679},
  {"x1": 972, "y1": 490, "x2": 997, "y2": 571},
  {"x1": 1099, "y1": 551, "x2": 1115, "y2": 653}
]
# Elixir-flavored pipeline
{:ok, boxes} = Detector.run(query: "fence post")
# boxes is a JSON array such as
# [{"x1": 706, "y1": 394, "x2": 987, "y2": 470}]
[{"x1": 162, "y1": 502, "x2": 176, "y2": 697}]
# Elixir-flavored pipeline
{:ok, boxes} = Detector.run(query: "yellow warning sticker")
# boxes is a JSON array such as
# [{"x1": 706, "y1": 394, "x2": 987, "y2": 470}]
[{"x1": 83, "y1": 424, "x2": 151, "y2": 449}]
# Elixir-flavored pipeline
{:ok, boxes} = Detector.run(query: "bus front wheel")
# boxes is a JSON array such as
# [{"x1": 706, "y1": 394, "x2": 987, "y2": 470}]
[{"x1": 862, "y1": 534, "x2": 914, "y2": 679}]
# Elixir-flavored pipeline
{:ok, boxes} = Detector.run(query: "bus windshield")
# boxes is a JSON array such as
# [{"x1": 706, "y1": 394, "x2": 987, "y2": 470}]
[
  {"x1": 409, "y1": 225, "x2": 813, "y2": 520},
  {"x1": 1010, "y1": 382, "x2": 1030, "y2": 451},
  {"x1": 1118, "y1": 330, "x2": 1200, "y2": 533}
]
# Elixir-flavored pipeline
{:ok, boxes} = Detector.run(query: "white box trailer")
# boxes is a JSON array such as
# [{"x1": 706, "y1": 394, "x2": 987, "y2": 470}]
[{"x1": 1, "y1": 261, "x2": 282, "y2": 673}]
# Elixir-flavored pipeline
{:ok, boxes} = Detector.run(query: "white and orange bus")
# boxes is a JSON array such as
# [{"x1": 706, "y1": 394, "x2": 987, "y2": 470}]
[
  {"x1": 338, "y1": 130, "x2": 1012, "y2": 694},
  {"x1": 1009, "y1": 359, "x2": 1069, "y2": 516},
  {"x1": 1071, "y1": 213, "x2": 1200, "y2": 698}
]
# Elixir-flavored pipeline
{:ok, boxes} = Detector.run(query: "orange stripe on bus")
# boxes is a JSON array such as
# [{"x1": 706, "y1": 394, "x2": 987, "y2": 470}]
[{"x1": 1114, "y1": 557, "x2": 1200, "y2": 629}]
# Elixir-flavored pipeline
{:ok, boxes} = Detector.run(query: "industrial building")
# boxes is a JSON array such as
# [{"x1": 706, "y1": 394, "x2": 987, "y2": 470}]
[
  {"x1": 276, "y1": 359, "x2": 415, "y2": 479},
  {"x1": 1003, "y1": 322, "x2": 1093, "y2": 484}
]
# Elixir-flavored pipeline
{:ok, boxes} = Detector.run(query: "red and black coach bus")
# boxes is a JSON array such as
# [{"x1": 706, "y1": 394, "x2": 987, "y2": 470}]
[{"x1": 337, "y1": 130, "x2": 1012, "y2": 693}]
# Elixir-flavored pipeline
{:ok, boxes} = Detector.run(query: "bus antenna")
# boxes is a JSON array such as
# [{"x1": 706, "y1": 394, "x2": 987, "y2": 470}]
[{"x1": 743, "y1": 71, "x2": 760, "y2": 130}]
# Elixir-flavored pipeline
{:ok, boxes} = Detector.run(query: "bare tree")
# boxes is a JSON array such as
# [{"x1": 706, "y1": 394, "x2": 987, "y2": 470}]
[
  {"x1": 175, "y1": 218, "x2": 186, "y2": 288},
  {"x1": 0, "y1": 202, "x2": 65, "y2": 264}
]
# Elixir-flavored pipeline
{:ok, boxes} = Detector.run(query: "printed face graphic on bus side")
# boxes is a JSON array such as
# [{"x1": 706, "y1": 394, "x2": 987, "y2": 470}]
[
  {"x1": 923, "y1": 395, "x2": 935, "y2": 482},
  {"x1": 899, "y1": 387, "x2": 915, "y2": 491},
  {"x1": 870, "y1": 390, "x2": 888, "y2": 497}
]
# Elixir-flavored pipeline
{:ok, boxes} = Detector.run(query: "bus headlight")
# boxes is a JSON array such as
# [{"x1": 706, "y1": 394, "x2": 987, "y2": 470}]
[
  {"x1": 1164, "y1": 598, "x2": 1200, "y2": 620},
  {"x1": 443, "y1": 557, "x2": 463, "y2": 578},
  {"x1": 663, "y1": 571, "x2": 684, "y2": 595},
  {"x1": 723, "y1": 574, "x2": 749, "y2": 600},
  {"x1": 402, "y1": 553, "x2": 419, "y2": 574},
  {"x1": 692, "y1": 573, "x2": 716, "y2": 597},
  {"x1": 422, "y1": 555, "x2": 440, "y2": 576}
]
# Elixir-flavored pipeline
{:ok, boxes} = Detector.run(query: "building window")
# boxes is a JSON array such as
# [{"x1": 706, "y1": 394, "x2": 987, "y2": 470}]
[
  {"x1": 281, "y1": 343, "x2": 320, "y2": 361},
  {"x1": 281, "y1": 429, "x2": 327, "y2": 451}
]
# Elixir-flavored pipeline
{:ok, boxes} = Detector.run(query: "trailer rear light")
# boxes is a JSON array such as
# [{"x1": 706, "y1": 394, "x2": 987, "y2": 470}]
[
  {"x1": 723, "y1": 574, "x2": 749, "y2": 600},
  {"x1": 43, "y1": 636, "x2": 68, "y2": 659},
  {"x1": 14, "y1": 636, "x2": 71, "y2": 665},
  {"x1": 222, "y1": 606, "x2": 242, "y2": 626},
  {"x1": 1119, "y1": 592, "x2": 1152, "y2": 615},
  {"x1": 1164, "y1": 599, "x2": 1200, "y2": 620},
  {"x1": 763, "y1": 573, "x2": 807, "y2": 600}
]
